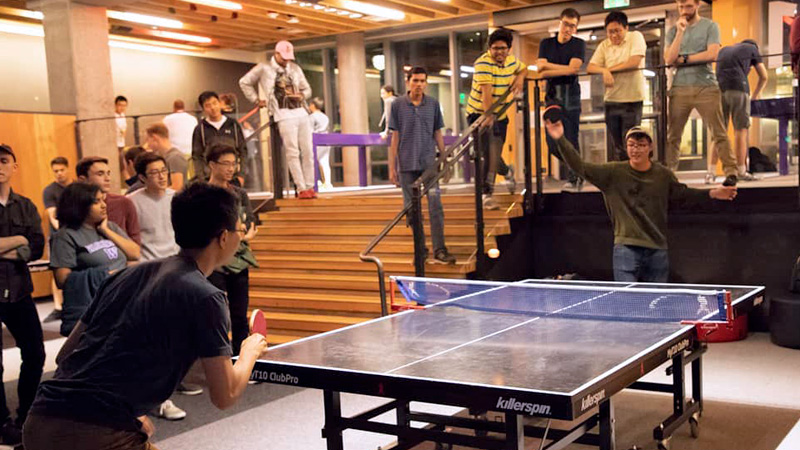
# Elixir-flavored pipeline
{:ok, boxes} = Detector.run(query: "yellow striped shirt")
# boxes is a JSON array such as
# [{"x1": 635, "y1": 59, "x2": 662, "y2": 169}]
[{"x1": 465, "y1": 51, "x2": 524, "y2": 120}]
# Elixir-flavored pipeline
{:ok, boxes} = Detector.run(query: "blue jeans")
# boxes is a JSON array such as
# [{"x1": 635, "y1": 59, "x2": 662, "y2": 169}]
[
  {"x1": 613, "y1": 244, "x2": 669, "y2": 283},
  {"x1": 399, "y1": 170, "x2": 445, "y2": 252}
]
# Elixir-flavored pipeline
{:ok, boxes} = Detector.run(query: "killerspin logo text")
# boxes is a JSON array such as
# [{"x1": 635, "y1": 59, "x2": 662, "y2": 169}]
[{"x1": 496, "y1": 397, "x2": 551, "y2": 416}]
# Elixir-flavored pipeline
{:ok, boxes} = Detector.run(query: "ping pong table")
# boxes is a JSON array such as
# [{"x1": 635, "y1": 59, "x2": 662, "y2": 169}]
[{"x1": 250, "y1": 277, "x2": 764, "y2": 450}]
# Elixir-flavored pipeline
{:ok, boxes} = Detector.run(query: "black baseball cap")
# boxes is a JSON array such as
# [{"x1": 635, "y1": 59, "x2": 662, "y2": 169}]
[{"x1": 0, "y1": 144, "x2": 15, "y2": 161}]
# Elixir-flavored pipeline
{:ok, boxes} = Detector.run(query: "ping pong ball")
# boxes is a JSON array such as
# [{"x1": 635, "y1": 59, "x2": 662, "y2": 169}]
[{"x1": 488, "y1": 248, "x2": 500, "y2": 259}]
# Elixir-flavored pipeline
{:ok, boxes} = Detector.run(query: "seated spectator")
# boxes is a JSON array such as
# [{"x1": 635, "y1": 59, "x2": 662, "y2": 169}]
[
  {"x1": 145, "y1": 123, "x2": 188, "y2": 191},
  {"x1": 50, "y1": 183, "x2": 140, "y2": 336},
  {"x1": 42, "y1": 156, "x2": 71, "y2": 323},
  {"x1": 128, "y1": 152, "x2": 197, "y2": 420},
  {"x1": 123, "y1": 146, "x2": 148, "y2": 194},
  {"x1": 76, "y1": 156, "x2": 141, "y2": 244},
  {"x1": 206, "y1": 144, "x2": 259, "y2": 355}
]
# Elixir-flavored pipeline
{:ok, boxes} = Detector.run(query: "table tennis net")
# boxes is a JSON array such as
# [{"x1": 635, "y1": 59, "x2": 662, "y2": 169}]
[{"x1": 393, "y1": 277, "x2": 728, "y2": 323}]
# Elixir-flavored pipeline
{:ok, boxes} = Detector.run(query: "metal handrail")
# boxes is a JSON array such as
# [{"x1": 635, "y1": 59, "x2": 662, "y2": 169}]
[{"x1": 359, "y1": 88, "x2": 516, "y2": 316}]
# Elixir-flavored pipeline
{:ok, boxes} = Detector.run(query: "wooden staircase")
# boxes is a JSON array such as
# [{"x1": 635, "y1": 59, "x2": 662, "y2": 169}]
[{"x1": 249, "y1": 192, "x2": 523, "y2": 345}]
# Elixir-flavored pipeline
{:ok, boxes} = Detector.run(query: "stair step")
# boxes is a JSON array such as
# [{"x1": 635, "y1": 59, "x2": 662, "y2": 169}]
[
  {"x1": 250, "y1": 240, "x2": 490, "y2": 255},
  {"x1": 260, "y1": 206, "x2": 521, "y2": 222},
  {"x1": 258, "y1": 224, "x2": 508, "y2": 237},
  {"x1": 253, "y1": 257, "x2": 470, "y2": 275},
  {"x1": 263, "y1": 311, "x2": 369, "y2": 332},
  {"x1": 275, "y1": 194, "x2": 522, "y2": 210},
  {"x1": 251, "y1": 289, "x2": 382, "y2": 313},
  {"x1": 252, "y1": 273, "x2": 387, "y2": 291}
]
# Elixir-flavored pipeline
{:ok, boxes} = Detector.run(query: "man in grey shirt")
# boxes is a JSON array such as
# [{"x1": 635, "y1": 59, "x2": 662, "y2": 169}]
[
  {"x1": 146, "y1": 122, "x2": 188, "y2": 191},
  {"x1": 127, "y1": 153, "x2": 179, "y2": 261},
  {"x1": 389, "y1": 67, "x2": 455, "y2": 265},
  {"x1": 664, "y1": 0, "x2": 737, "y2": 185}
]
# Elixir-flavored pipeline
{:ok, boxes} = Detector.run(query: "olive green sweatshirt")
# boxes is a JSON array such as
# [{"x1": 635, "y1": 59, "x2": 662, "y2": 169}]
[{"x1": 556, "y1": 136, "x2": 709, "y2": 249}]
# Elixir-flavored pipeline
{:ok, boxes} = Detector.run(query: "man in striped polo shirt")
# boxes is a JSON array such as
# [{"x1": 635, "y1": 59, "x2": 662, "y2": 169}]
[{"x1": 466, "y1": 28, "x2": 527, "y2": 210}]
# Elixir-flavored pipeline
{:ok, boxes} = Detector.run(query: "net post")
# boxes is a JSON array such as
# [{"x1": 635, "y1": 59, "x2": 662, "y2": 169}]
[
  {"x1": 522, "y1": 80, "x2": 534, "y2": 215},
  {"x1": 533, "y1": 79, "x2": 544, "y2": 212}
]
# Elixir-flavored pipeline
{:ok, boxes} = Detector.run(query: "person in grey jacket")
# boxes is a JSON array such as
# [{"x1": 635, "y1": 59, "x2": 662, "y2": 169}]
[{"x1": 239, "y1": 40, "x2": 317, "y2": 198}]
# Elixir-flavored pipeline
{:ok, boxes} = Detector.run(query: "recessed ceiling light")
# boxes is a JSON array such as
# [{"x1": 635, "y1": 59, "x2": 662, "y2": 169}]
[
  {"x1": 152, "y1": 30, "x2": 212, "y2": 43},
  {"x1": 267, "y1": 11, "x2": 279, "y2": 18},
  {"x1": 299, "y1": 2, "x2": 312, "y2": 6},
  {"x1": 287, "y1": 15, "x2": 300, "y2": 23},
  {"x1": 176, "y1": 0, "x2": 242, "y2": 11},
  {"x1": 349, "y1": 12, "x2": 363, "y2": 18},
  {"x1": 107, "y1": 11, "x2": 183, "y2": 29},
  {"x1": 324, "y1": 7, "x2": 337, "y2": 12},
  {"x1": 339, "y1": 0, "x2": 404, "y2": 20},
  {"x1": 336, "y1": 10, "x2": 350, "y2": 15}
]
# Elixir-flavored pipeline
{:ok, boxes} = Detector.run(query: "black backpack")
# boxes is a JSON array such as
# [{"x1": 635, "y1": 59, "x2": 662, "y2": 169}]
[{"x1": 748, "y1": 146, "x2": 777, "y2": 173}]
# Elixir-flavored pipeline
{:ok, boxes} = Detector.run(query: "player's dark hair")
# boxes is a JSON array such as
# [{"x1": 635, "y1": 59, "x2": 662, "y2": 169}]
[
  {"x1": 205, "y1": 143, "x2": 238, "y2": 164},
  {"x1": 605, "y1": 11, "x2": 628, "y2": 28},
  {"x1": 741, "y1": 39, "x2": 759, "y2": 50},
  {"x1": 405, "y1": 66, "x2": 428, "y2": 81},
  {"x1": 561, "y1": 8, "x2": 580, "y2": 22},
  {"x1": 489, "y1": 28, "x2": 513, "y2": 48},
  {"x1": 51, "y1": 156, "x2": 68, "y2": 167},
  {"x1": 57, "y1": 182, "x2": 101, "y2": 229},
  {"x1": 198, "y1": 91, "x2": 220, "y2": 108},
  {"x1": 75, "y1": 156, "x2": 109, "y2": 178},
  {"x1": 172, "y1": 183, "x2": 239, "y2": 249},
  {"x1": 381, "y1": 85, "x2": 395, "y2": 95},
  {"x1": 114, "y1": 95, "x2": 128, "y2": 104},
  {"x1": 134, "y1": 152, "x2": 167, "y2": 178},
  {"x1": 124, "y1": 146, "x2": 147, "y2": 164}
]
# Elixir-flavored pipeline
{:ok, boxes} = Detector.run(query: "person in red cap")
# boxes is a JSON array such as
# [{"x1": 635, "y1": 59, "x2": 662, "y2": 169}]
[{"x1": 239, "y1": 40, "x2": 317, "y2": 198}]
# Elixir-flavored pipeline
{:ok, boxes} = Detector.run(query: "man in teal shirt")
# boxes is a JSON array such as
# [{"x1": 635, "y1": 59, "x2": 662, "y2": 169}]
[{"x1": 664, "y1": 0, "x2": 738, "y2": 185}]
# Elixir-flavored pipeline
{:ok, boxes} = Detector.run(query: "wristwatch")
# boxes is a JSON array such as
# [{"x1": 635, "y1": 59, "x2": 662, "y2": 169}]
[{"x1": 680, "y1": 54, "x2": 689, "y2": 64}]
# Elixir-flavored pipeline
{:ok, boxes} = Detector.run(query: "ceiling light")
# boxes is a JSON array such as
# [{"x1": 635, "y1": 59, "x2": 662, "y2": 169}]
[
  {"x1": 324, "y1": 7, "x2": 337, "y2": 12},
  {"x1": 0, "y1": 19, "x2": 44, "y2": 37},
  {"x1": 459, "y1": 65, "x2": 474, "y2": 73},
  {"x1": 109, "y1": 40, "x2": 198, "y2": 56},
  {"x1": 107, "y1": 11, "x2": 183, "y2": 29},
  {"x1": 176, "y1": 0, "x2": 241, "y2": 10},
  {"x1": 287, "y1": 15, "x2": 300, "y2": 23},
  {"x1": 349, "y1": 12, "x2": 363, "y2": 18},
  {"x1": 460, "y1": 73, "x2": 468, "y2": 78},
  {"x1": 439, "y1": 69, "x2": 452, "y2": 76},
  {"x1": 299, "y1": 2, "x2": 312, "y2": 6},
  {"x1": 151, "y1": 30, "x2": 212, "y2": 43},
  {"x1": 336, "y1": 10, "x2": 350, "y2": 15},
  {"x1": 267, "y1": 11, "x2": 280, "y2": 18},
  {"x1": 17, "y1": 10, "x2": 44, "y2": 20},
  {"x1": 339, "y1": 0, "x2": 404, "y2": 20},
  {"x1": 313, "y1": 4, "x2": 325, "y2": 9},
  {"x1": 285, "y1": 0, "x2": 297, "y2": 4},
  {"x1": 371, "y1": 54, "x2": 385, "y2": 71}
]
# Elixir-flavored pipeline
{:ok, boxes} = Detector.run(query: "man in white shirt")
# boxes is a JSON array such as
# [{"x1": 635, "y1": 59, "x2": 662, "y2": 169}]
[
  {"x1": 587, "y1": 11, "x2": 647, "y2": 162},
  {"x1": 114, "y1": 95, "x2": 129, "y2": 179},
  {"x1": 239, "y1": 40, "x2": 316, "y2": 198},
  {"x1": 163, "y1": 99, "x2": 198, "y2": 158}
]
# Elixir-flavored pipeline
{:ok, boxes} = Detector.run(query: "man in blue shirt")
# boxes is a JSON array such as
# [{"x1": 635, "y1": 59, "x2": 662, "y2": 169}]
[{"x1": 388, "y1": 67, "x2": 456, "y2": 265}]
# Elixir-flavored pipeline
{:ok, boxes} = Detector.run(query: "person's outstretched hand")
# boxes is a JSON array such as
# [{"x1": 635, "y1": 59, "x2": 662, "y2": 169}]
[
  {"x1": 544, "y1": 119, "x2": 564, "y2": 141},
  {"x1": 241, "y1": 333, "x2": 268, "y2": 359},
  {"x1": 709, "y1": 186, "x2": 737, "y2": 201}
]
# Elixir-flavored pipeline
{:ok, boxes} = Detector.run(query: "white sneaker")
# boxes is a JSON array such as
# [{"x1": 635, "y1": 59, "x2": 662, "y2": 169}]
[
  {"x1": 704, "y1": 172, "x2": 716, "y2": 185},
  {"x1": 156, "y1": 400, "x2": 187, "y2": 420},
  {"x1": 482, "y1": 194, "x2": 499, "y2": 210},
  {"x1": 738, "y1": 172, "x2": 758, "y2": 181}
]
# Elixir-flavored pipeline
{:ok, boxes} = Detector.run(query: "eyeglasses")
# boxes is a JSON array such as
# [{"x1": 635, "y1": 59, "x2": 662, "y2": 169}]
[
  {"x1": 489, "y1": 45, "x2": 509, "y2": 52},
  {"x1": 607, "y1": 27, "x2": 624, "y2": 35},
  {"x1": 560, "y1": 20, "x2": 578, "y2": 30},
  {"x1": 212, "y1": 161, "x2": 237, "y2": 168},
  {"x1": 146, "y1": 168, "x2": 170, "y2": 177},
  {"x1": 626, "y1": 142, "x2": 650, "y2": 149}
]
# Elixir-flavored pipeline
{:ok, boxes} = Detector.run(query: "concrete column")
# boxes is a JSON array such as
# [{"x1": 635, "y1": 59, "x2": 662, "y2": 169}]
[
  {"x1": 336, "y1": 32, "x2": 369, "y2": 187},
  {"x1": 40, "y1": 0, "x2": 120, "y2": 190}
]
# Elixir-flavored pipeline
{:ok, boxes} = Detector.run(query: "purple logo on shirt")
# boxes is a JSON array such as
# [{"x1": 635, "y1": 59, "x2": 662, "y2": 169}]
[{"x1": 103, "y1": 246, "x2": 119, "y2": 260}]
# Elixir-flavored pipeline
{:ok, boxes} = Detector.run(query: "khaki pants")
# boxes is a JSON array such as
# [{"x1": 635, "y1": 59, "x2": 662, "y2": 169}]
[
  {"x1": 667, "y1": 85, "x2": 737, "y2": 176},
  {"x1": 23, "y1": 414, "x2": 159, "y2": 450}
]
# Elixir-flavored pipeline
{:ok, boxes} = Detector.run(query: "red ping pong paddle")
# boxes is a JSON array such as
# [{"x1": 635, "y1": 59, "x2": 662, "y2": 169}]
[{"x1": 249, "y1": 309, "x2": 268, "y2": 337}]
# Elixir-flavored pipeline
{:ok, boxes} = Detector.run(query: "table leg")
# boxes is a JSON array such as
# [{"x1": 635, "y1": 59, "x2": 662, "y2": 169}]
[
  {"x1": 599, "y1": 398, "x2": 616, "y2": 450},
  {"x1": 692, "y1": 353, "x2": 703, "y2": 414},
  {"x1": 323, "y1": 390, "x2": 344, "y2": 450},
  {"x1": 504, "y1": 412, "x2": 524, "y2": 450},
  {"x1": 396, "y1": 400, "x2": 410, "y2": 448}
]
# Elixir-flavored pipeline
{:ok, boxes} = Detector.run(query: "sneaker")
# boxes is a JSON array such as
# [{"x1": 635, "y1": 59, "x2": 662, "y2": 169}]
[
  {"x1": 298, "y1": 189, "x2": 314, "y2": 199},
  {"x1": 0, "y1": 419, "x2": 21, "y2": 447},
  {"x1": 430, "y1": 248, "x2": 457, "y2": 265},
  {"x1": 561, "y1": 179, "x2": 584, "y2": 192},
  {"x1": 738, "y1": 171, "x2": 758, "y2": 181},
  {"x1": 704, "y1": 172, "x2": 716, "y2": 185},
  {"x1": 311, "y1": 190, "x2": 319, "y2": 199},
  {"x1": 482, "y1": 194, "x2": 499, "y2": 210},
  {"x1": 43, "y1": 309, "x2": 62, "y2": 323},
  {"x1": 722, "y1": 174, "x2": 738, "y2": 187},
  {"x1": 504, "y1": 165, "x2": 517, "y2": 194},
  {"x1": 156, "y1": 400, "x2": 186, "y2": 421},
  {"x1": 176, "y1": 382, "x2": 203, "y2": 396}
]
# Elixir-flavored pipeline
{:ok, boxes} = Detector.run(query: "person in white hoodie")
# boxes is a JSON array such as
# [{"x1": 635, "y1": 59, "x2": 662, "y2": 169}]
[{"x1": 239, "y1": 41, "x2": 316, "y2": 199}]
